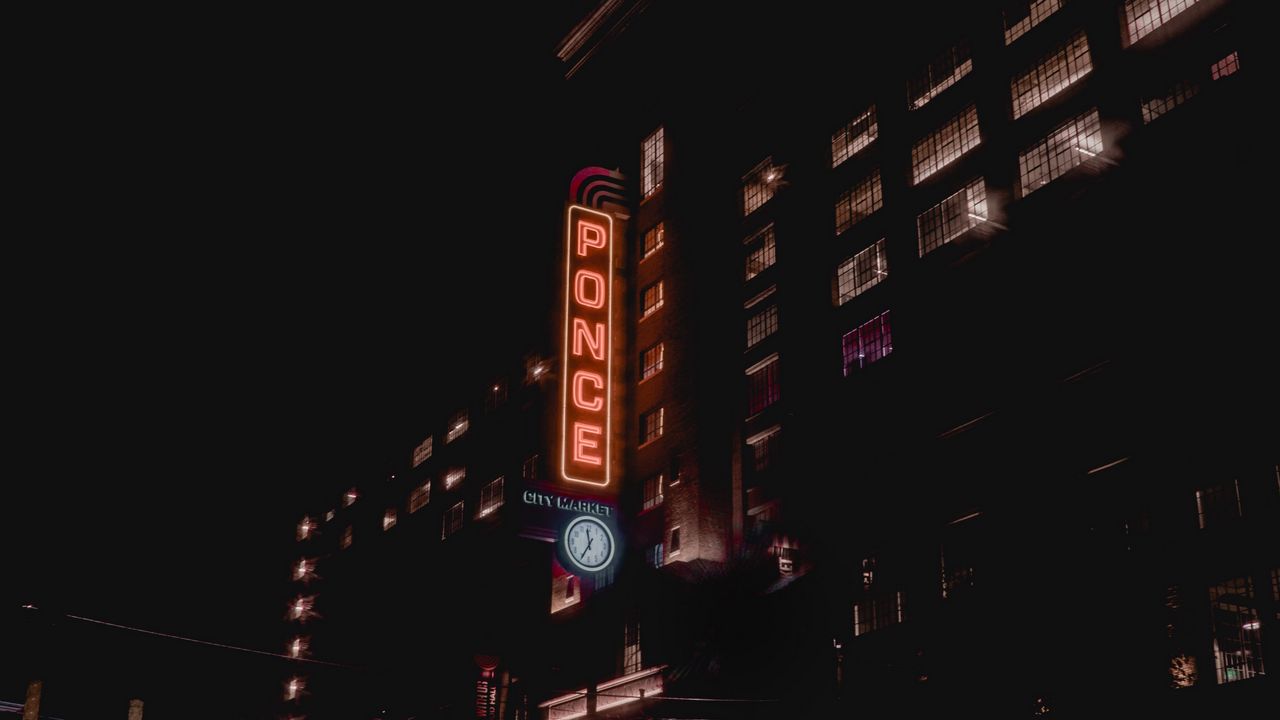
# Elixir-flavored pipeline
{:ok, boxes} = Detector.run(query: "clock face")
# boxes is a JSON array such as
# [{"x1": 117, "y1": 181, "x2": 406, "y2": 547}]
[{"x1": 564, "y1": 516, "x2": 614, "y2": 572}]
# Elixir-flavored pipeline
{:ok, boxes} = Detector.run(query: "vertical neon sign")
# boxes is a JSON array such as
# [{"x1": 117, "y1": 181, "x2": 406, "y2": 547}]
[{"x1": 561, "y1": 205, "x2": 614, "y2": 487}]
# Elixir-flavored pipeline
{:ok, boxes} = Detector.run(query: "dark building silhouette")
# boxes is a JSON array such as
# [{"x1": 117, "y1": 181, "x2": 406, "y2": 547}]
[{"x1": 280, "y1": 1, "x2": 1275, "y2": 718}]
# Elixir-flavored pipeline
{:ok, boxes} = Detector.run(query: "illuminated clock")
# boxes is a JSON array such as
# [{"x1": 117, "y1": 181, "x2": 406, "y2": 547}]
[{"x1": 563, "y1": 515, "x2": 615, "y2": 573}]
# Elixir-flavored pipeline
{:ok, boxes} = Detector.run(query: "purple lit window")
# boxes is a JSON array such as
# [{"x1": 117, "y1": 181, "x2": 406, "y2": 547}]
[{"x1": 841, "y1": 311, "x2": 893, "y2": 375}]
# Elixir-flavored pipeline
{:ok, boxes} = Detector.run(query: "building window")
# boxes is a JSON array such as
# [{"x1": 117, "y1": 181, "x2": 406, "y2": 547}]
[
  {"x1": 1122, "y1": 0, "x2": 1202, "y2": 47},
  {"x1": 643, "y1": 474, "x2": 664, "y2": 511},
  {"x1": 746, "y1": 354, "x2": 781, "y2": 415},
  {"x1": 641, "y1": 343, "x2": 665, "y2": 381},
  {"x1": 297, "y1": 517, "x2": 314, "y2": 541},
  {"x1": 834, "y1": 239, "x2": 888, "y2": 305},
  {"x1": 912, "y1": 105, "x2": 981, "y2": 184},
  {"x1": 412, "y1": 435, "x2": 433, "y2": 468},
  {"x1": 640, "y1": 407, "x2": 664, "y2": 445},
  {"x1": 343, "y1": 488, "x2": 358, "y2": 507},
  {"x1": 382, "y1": 509, "x2": 397, "y2": 531},
  {"x1": 742, "y1": 158, "x2": 778, "y2": 216},
  {"x1": 1004, "y1": 0, "x2": 1062, "y2": 44},
  {"x1": 1209, "y1": 576, "x2": 1265, "y2": 684},
  {"x1": 340, "y1": 525, "x2": 353, "y2": 549},
  {"x1": 746, "y1": 304, "x2": 779, "y2": 349},
  {"x1": 1018, "y1": 108, "x2": 1102, "y2": 196},
  {"x1": 1195, "y1": 479, "x2": 1242, "y2": 529},
  {"x1": 908, "y1": 43, "x2": 973, "y2": 110},
  {"x1": 623, "y1": 621, "x2": 642, "y2": 674},
  {"x1": 641, "y1": 126, "x2": 664, "y2": 199},
  {"x1": 832, "y1": 106, "x2": 878, "y2": 167},
  {"x1": 835, "y1": 170, "x2": 883, "y2": 234},
  {"x1": 408, "y1": 483, "x2": 430, "y2": 513},
  {"x1": 447, "y1": 409, "x2": 469, "y2": 443},
  {"x1": 918, "y1": 178, "x2": 988, "y2": 256},
  {"x1": 1011, "y1": 31, "x2": 1092, "y2": 119},
  {"x1": 1141, "y1": 80, "x2": 1199, "y2": 123},
  {"x1": 1210, "y1": 51, "x2": 1240, "y2": 80},
  {"x1": 744, "y1": 225, "x2": 777, "y2": 281},
  {"x1": 642, "y1": 222, "x2": 665, "y2": 260},
  {"x1": 444, "y1": 466, "x2": 466, "y2": 490},
  {"x1": 522, "y1": 454, "x2": 539, "y2": 483},
  {"x1": 442, "y1": 501, "x2": 464, "y2": 539},
  {"x1": 478, "y1": 477, "x2": 504, "y2": 518},
  {"x1": 669, "y1": 527, "x2": 682, "y2": 555},
  {"x1": 842, "y1": 311, "x2": 893, "y2": 376},
  {"x1": 853, "y1": 591, "x2": 905, "y2": 636},
  {"x1": 647, "y1": 543, "x2": 664, "y2": 568},
  {"x1": 641, "y1": 281, "x2": 665, "y2": 318},
  {"x1": 746, "y1": 425, "x2": 781, "y2": 474}
]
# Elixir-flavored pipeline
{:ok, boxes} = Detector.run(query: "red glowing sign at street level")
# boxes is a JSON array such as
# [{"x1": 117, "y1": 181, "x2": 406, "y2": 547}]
[{"x1": 561, "y1": 205, "x2": 614, "y2": 487}]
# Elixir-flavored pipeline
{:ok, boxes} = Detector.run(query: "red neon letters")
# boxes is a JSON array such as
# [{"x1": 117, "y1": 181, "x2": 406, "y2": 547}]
[{"x1": 561, "y1": 206, "x2": 613, "y2": 486}]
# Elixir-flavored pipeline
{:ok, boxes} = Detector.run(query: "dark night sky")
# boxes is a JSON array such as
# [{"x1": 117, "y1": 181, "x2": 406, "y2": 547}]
[{"x1": 5, "y1": 5, "x2": 597, "y2": 716}]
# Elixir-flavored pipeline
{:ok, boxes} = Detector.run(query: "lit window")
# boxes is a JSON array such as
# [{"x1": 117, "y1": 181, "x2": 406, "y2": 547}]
[
  {"x1": 340, "y1": 525, "x2": 353, "y2": 549},
  {"x1": 641, "y1": 281, "x2": 664, "y2": 318},
  {"x1": 1018, "y1": 108, "x2": 1102, "y2": 196},
  {"x1": 1210, "y1": 51, "x2": 1240, "y2": 80},
  {"x1": 746, "y1": 354, "x2": 781, "y2": 415},
  {"x1": 293, "y1": 558, "x2": 311, "y2": 582},
  {"x1": 343, "y1": 489, "x2": 358, "y2": 507},
  {"x1": 742, "y1": 158, "x2": 778, "y2": 216},
  {"x1": 641, "y1": 343, "x2": 664, "y2": 381},
  {"x1": 1004, "y1": 0, "x2": 1062, "y2": 44},
  {"x1": 289, "y1": 595, "x2": 314, "y2": 621},
  {"x1": 1141, "y1": 80, "x2": 1199, "y2": 123},
  {"x1": 522, "y1": 454, "x2": 539, "y2": 483},
  {"x1": 917, "y1": 178, "x2": 988, "y2": 256},
  {"x1": 297, "y1": 517, "x2": 314, "y2": 541},
  {"x1": 446, "y1": 409, "x2": 469, "y2": 443},
  {"x1": 1195, "y1": 480, "x2": 1242, "y2": 529},
  {"x1": 285, "y1": 676, "x2": 304, "y2": 702},
  {"x1": 623, "y1": 620, "x2": 642, "y2": 674},
  {"x1": 442, "y1": 501, "x2": 464, "y2": 539},
  {"x1": 643, "y1": 474, "x2": 664, "y2": 511},
  {"x1": 746, "y1": 304, "x2": 779, "y2": 349},
  {"x1": 774, "y1": 545, "x2": 796, "y2": 575},
  {"x1": 835, "y1": 170, "x2": 883, "y2": 234},
  {"x1": 641, "y1": 126, "x2": 664, "y2": 199},
  {"x1": 834, "y1": 239, "x2": 888, "y2": 305},
  {"x1": 411, "y1": 435, "x2": 433, "y2": 468},
  {"x1": 526, "y1": 354, "x2": 548, "y2": 384},
  {"x1": 854, "y1": 591, "x2": 905, "y2": 636},
  {"x1": 1209, "y1": 576, "x2": 1265, "y2": 683},
  {"x1": 444, "y1": 467, "x2": 466, "y2": 490},
  {"x1": 477, "y1": 477, "x2": 504, "y2": 518},
  {"x1": 1011, "y1": 31, "x2": 1092, "y2": 119},
  {"x1": 908, "y1": 43, "x2": 973, "y2": 110},
  {"x1": 912, "y1": 105, "x2": 981, "y2": 184},
  {"x1": 841, "y1": 311, "x2": 893, "y2": 376},
  {"x1": 288, "y1": 636, "x2": 308, "y2": 659},
  {"x1": 382, "y1": 509, "x2": 397, "y2": 531},
  {"x1": 746, "y1": 425, "x2": 781, "y2": 474},
  {"x1": 640, "y1": 407, "x2": 664, "y2": 445},
  {"x1": 832, "y1": 106, "x2": 878, "y2": 167},
  {"x1": 1122, "y1": 0, "x2": 1202, "y2": 47},
  {"x1": 324, "y1": 509, "x2": 335, "y2": 522},
  {"x1": 669, "y1": 527, "x2": 682, "y2": 555},
  {"x1": 642, "y1": 222, "x2": 665, "y2": 260},
  {"x1": 647, "y1": 543, "x2": 665, "y2": 568},
  {"x1": 744, "y1": 224, "x2": 777, "y2": 281},
  {"x1": 408, "y1": 483, "x2": 430, "y2": 513}
]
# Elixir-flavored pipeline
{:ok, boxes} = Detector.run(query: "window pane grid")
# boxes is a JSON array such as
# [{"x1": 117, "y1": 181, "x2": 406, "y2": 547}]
[
  {"x1": 1210, "y1": 51, "x2": 1240, "y2": 80},
  {"x1": 746, "y1": 305, "x2": 779, "y2": 348},
  {"x1": 1004, "y1": 0, "x2": 1063, "y2": 44},
  {"x1": 1141, "y1": 79, "x2": 1199, "y2": 123},
  {"x1": 835, "y1": 170, "x2": 884, "y2": 234},
  {"x1": 1209, "y1": 576, "x2": 1266, "y2": 684},
  {"x1": 642, "y1": 223, "x2": 665, "y2": 259},
  {"x1": 442, "y1": 501, "x2": 464, "y2": 539},
  {"x1": 835, "y1": 239, "x2": 888, "y2": 305},
  {"x1": 912, "y1": 106, "x2": 981, "y2": 184},
  {"x1": 641, "y1": 127, "x2": 664, "y2": 198},
  {"x1": 918, "y1": 178, "x2": 988, "y2": 256},
  {"x1": 1011, "y1": 31, "x2": 1092, "y2": 119},
  {"x1": 478, "y1": 477, "x2": 504, "y2": 518},
  {"x1": 408, "y1": 483, "x2": 430, "y2": 513},
  {"x1": 742, "y1": 159, "x2": 777, "y2": 216},
  {"x1": 842, "y1": 311, "x2": 893, "y2": 375},
  {"x1": 641, "y1": 407, "x2": 664, "y2": 444},
  {"x1": 643, "y1": 474, "x2": 664, "y2": 511},
  {"x1": 745, "y1": 225, "x2": 777, "y2": 280},
  {"x1": 641, "y1": 343, "x2": 665, "y2": 380},
  {"x1": 1122, "y1": 0, "x2": 1201, "y2": 47},
  {"x1": 909, "y1": 44, "x2": 973, "y2": 110},
  {"x1": 746, "y1": 356, "x2": 781, "y2": 415},
  {"x1": 642, "y1": 281, "x2": 665, "y2": 317},
  {"x1": 1018, "y1": 108, "x2": 1102, "y2": 196},
  {"x1": 832, "y1": 106, "x2": 878, "y2": 167},
  {"x1": 746, "y1": 426, "x2": 781, "y2": 474},
  {"x1": 853, "y1": 591, "x2": 906, "y2": 636}
]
